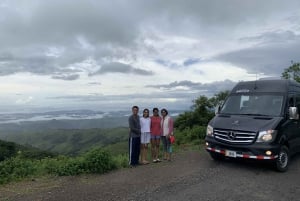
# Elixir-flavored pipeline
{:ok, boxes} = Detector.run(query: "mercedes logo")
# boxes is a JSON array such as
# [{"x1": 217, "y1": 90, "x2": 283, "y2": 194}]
[{"x1": 228, "y1": 131, "x2": 236, "y2": 140}]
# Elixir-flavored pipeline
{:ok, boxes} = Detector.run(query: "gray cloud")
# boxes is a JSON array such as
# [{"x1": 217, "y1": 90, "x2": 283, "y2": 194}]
[
  {"x1": 240, "y1": 30, "x2": 299, "y2": 45},
  {"x1": 216, "y1": 30, "x2": 300, "y2": 75},
  {"x1": 88, "y1": 82, "x2": 101, "y2": 85},
  {"x1": 0, "y1": 0, "x2": 300, "y2": 113},
  {"x1": 147, "y1": 80, "x2": 235, "y2": 95},
  {"x1": 52, "y1": 74, "x2": 80, "y2": 81},
  {"x1": 0, "y1": 0, "x2": 299, "y2": 79},
  {"x1": 183, "y1": 58, "x2": 202, "y2": 66},
  {"x1": 45, "y1": 79, "x2": 236, "y2": 111},
  {"x1": 90, "y1": 62, "x2": 154, "y2": 76}
]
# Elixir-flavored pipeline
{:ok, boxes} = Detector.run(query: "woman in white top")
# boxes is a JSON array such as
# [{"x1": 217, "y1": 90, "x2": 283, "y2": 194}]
[{"x1": 140, "y1": 108, "x2": 151, "y2": 164}]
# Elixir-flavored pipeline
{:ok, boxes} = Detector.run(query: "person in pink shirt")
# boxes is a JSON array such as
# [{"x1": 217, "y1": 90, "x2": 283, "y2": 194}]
[
  {"x1": 150, "y1": 108, "x2": 162, "y2": 163},
  {"x1": 160, "y1": 108, "x2": 174, "y2": 161}
]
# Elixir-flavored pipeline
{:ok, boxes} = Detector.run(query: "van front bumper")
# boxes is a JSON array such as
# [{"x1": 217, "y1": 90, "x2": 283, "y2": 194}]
[{"x1": 205, "y1": 137, "x2": 279, "y2": 160}]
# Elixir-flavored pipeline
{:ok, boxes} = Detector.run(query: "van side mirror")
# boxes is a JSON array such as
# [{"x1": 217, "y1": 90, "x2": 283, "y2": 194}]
[
  {"x1": 215, "y1": 105, "x2": 221, "y2": 115},
  {"x1": 289, "y1": 107, "x2": 299, "y2": 120}
]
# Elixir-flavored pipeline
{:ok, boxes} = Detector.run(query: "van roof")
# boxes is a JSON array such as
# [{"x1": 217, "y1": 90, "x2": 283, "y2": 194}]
[{"x1": 232, "y1": 79, "x2": 300, "y2": 94}]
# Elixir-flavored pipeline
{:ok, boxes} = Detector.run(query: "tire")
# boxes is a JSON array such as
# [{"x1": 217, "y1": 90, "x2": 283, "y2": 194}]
[
  {"x1": 275, "y1": 146, "x2": 289, "y2": 172},
  {"x1": 210, "y1": 152, "x2": 225, "y2": 161}
]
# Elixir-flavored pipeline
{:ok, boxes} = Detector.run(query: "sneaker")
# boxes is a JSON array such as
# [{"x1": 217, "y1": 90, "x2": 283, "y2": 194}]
[
  {"x1": 156, "y1": 158, "x2": 161, "y2": 162},
  {"x1": 153, "y1": 159, "x2": 157, "y2": 163}
]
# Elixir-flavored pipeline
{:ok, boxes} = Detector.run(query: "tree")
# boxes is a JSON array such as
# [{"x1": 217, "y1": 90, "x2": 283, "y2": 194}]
[
  {"x1": 174, "y1": 91, "x2": 229, "y2": 130},
  {"x1": 209, "y1": 90, "x2": 230, "y2": 107},
  {"x1": 282, "y1": 62, "x2": 300, "y2": 82}
]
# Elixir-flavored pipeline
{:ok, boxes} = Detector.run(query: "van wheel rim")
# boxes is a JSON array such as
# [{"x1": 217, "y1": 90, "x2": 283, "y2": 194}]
[{"x1": 278, "y1": 151, "x2": 288, "y2": 168}]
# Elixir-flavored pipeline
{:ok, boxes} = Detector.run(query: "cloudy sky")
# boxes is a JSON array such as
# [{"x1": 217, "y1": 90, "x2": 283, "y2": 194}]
[{"x1": 0, "y1": 0, "x2": 299, "y2": 113}]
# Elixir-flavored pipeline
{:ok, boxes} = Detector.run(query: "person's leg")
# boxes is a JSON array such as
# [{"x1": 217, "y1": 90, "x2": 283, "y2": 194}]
[
  {"x1": 129, "y1": 137, "x2": 133, "y2": 165},
  {"x1": 140, "y1": 144, "x2": 144, "y2": 163},
  {"x1": 144, "y1": 133, "x2": 151, "y2": 163},
  {"x1": 151, "y1": 138, "x2": 156, "y2": 162},
  {"x1": 155, "y1": 137, "x2": 161, "y2": 161},
  {"x1": 166, "y1": 137, "x2": 171, "y2": 161},
  {"x1": 132, "y1": 137, "x2": 141, "y2": 165},
  {"x1": 144, "y1": 144, "x2": 149, "y2": 163},
  {"x1": 161, "y1": 136, "x2": 168, "y2": 160},
  {"x1": 137, "y1": 137, "x2": 141, "y2": 164},
  {"x1": 130, "y1": 137, "x2": 139, "y2": 165},
  {"x1": 140, "y1": 133, "x2": 146, "y2": 163}
]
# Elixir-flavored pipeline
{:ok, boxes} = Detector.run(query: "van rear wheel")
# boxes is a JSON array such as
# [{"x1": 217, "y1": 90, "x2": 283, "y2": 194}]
[
  {"x1": 209, "y1": 152, "x2": 225, "y2": 161},
  {"x1": 275, "y1": 146, "x2": 289, "y2": 172}
]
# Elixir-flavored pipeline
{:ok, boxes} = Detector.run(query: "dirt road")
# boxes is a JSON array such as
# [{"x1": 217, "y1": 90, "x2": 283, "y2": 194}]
[{"x1": 1, "y1": 148, "x2": 300, "y2": 201}]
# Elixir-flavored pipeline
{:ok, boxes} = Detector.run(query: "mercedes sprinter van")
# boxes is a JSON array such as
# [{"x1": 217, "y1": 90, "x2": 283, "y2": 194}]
[{"x1": 205, "y1": 79, "x2": 300, "y2": 172}]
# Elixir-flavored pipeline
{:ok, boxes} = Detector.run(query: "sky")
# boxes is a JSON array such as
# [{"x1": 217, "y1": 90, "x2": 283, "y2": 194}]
[{"x1": 0, "y1": 0, "x2": 300, "y2": 113}]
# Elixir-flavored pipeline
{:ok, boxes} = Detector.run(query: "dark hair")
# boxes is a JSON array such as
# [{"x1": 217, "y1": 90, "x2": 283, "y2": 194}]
[
  {"x1": 132, "y1": 105, "x2": 139, "y2": 110},
  {"x1": 161, "y1": 108, "x2": 168, "y2": 115},
  {"x1": 143, "y1": 108, "x2": 149, "y2": 113},
  {"x1": 153, "y1": 107, "x2": 159, "y2": 112}
]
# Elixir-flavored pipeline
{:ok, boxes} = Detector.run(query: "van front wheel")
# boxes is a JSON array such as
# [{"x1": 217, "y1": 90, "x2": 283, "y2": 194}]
[{"x1": 275, "y1": 146, "x2": 289, "y2": 172}]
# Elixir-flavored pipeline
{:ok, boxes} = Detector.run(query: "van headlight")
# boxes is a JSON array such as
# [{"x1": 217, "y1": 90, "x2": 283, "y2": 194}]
[
  {"x1": 256, "y1": 130, "x2": 277, "y2": 142},
  {"x1": 206, "y1": 125, "x2": 214, "y2": 136}
]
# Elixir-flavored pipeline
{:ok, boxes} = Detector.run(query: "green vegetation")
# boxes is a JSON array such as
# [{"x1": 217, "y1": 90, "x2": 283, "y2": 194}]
[
  {"x1": 0, "y1": 128, "x2": 129, "y2": 185},
  {"x1": 0, "y1": 91, "x2": 229, "y2": 185},
  {"x1": 0, "y1": 139, "x2": 56, "y2": 162},
  {"x1": 282, "y1": 62, "x2": 300, "y2": 82},
  {"x1": 0, "y1": 148, "x2": 128, "y2": 184},
  {"x1": 3, "y1": 127, "x2": 129, "y2": 156},
  {"x1": 174, "y1": 91, "x2": 229, "y2": 146}
]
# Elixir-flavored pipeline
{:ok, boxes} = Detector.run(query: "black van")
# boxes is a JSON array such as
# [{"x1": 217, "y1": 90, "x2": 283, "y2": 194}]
[{"x1": 205, "y1": 79, "x2": 300, "y2": 172}]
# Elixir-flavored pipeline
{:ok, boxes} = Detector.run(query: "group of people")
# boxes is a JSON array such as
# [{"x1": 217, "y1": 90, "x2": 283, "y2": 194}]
[{"x1": 128, "y1": 106, "x2": 174, "y2": 167}]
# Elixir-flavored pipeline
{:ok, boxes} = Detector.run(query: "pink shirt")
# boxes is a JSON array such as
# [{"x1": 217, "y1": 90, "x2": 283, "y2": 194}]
[{"x1": 150, "y1": 116, "x2": 161, "y2": 136}]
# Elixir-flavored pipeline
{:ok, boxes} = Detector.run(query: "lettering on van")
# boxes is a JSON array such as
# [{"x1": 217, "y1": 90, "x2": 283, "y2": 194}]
[{"x1": 236, "y1": 89, "x2": 250, "y2": 93}]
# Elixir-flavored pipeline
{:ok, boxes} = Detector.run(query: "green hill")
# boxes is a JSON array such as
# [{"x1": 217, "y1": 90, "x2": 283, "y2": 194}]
[
  {"x1": 2, "y1": 127, "x2": 129, "y2": 156},
  {"x1": 0, "y1": 139, "x2": 56, "y2": 162}
]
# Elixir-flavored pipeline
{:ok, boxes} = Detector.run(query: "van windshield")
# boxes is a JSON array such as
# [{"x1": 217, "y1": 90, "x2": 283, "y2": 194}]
[{"x1": 220, "y1": 94, "x2": 284, "y2": 116}]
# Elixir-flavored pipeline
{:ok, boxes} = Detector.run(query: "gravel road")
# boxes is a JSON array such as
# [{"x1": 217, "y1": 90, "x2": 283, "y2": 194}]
[{"x1": 1, "y1": 148, "x2": 300, "y2": 201}]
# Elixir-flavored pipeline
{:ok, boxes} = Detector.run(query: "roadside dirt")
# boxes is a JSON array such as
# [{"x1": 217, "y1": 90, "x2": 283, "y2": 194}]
[
  {"x1": 1, "y1": 148, "x2": 300, "y2": 201},
  {"x1": 0, "y1": 149, "x2": 203, "y2": 201}
]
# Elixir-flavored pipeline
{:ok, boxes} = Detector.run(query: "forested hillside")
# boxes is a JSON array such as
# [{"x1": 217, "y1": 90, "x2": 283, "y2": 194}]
[
  {"x1": 0, "y1": 139, "x2": 56, "y2": 162},
  {"x1": 1, "y1": 127, "x2": 129, "y2": 156}
]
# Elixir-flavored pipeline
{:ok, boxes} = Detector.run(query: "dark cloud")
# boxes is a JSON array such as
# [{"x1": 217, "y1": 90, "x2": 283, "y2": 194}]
[
  {"x1": 240, "y1": 30, "x2": 299, "y2": 45},
  {"x1": 154, "y1": 59, "x2": 181, "y2": 68},
  {"x1": 51, "y1": 74, "x2": 80, "y2": 81},
  {"x1": 183, "y1": 58, "x2": 202, "y2": 66},
  {"x1": 147, "y1": 79, "x2": 236, "y2": 95},
  {"x1": 88, "y1": 82, "x2": 101, "y2": 85},
  {"x1": 45, "y1": 79, "x2": 236, "y2": 111},
  {"x1": 0, "y1": 0, "x2": 299, "y2": 79},
  {"x1": 215, "y1": 34, "x2": 300, "y2": 76},
  {"x1": 90, "y1": 62, "x2": 154, "y2": 76}
]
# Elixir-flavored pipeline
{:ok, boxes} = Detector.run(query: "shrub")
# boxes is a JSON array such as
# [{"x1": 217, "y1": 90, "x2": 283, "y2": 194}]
[
  {"x1": 0, "y1": 157, "x2": 37, "y2": 184},
  {"x1": 174, "y1": 126, "x2": 206, "y2": 145},
  {"x1": 54, "y1": 157, "x2": 86, "y2": 176},
  {"x1": 83, "y1": 148, "x2": 116, "y2": 174},
  {"x1": 40, "y1": 156, "x2": 85, "y2": 176},
  {"x1": 112, "y1": 154, "x2": 129, "y2": 168}
]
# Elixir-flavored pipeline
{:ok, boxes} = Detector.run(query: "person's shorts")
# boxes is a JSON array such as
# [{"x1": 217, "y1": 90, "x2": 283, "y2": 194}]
[
  {"x1": 141, "y1": 132, "x2": 151, "y2": 144},
  {"x1": 151, "y1": 135, "x2": 161, "y2": 139}
]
